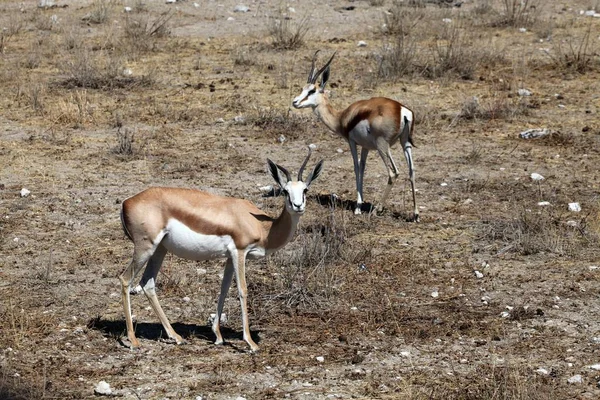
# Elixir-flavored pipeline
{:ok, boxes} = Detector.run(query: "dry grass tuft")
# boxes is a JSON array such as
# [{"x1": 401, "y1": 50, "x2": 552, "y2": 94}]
[
  {"x1": 268, "y1": 9, "x2": 310, "y2": 50},
  {"x1": 480, "y1": 208, "x2": 599, "y2": 256}
]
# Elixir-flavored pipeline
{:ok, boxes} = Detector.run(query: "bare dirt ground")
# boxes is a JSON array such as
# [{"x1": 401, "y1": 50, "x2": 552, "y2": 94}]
[{"x1": 1, "y1": 0, "x2": 600, "y2": 399}]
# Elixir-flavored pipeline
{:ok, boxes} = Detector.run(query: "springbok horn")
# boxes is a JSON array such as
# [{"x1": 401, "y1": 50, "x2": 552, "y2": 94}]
[
  {"x1": 311, "y1": 51, "x2": 336, "y2": 84},
  {"x1": 307, "y1": 50, "x2": 320, "y2": 84},
  {"x1": 277, "y1": 164, "x2": 292, "y2": 182},
  {"x1": 297, "y1": 146, "x2": 313, "y2": 181}
]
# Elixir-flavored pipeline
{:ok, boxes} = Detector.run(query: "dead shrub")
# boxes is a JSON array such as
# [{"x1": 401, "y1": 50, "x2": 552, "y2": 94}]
[
  {"x1": 480, "y1": 208, "x2": 598, "y2": 256},
  {"x1": 495, "y1": 0, "x2": 544, "y2": 27},
  {"x1": 0, "y1": 16, "x2": 23, "y2": 54},
  {"x1": 60, "y1": 48, "x2": 152, "y2": 89},
  {"x1": 543, "y1": 23, "x2": 597, "y2": 74},
  {"x1": 84, "y1": 0, "x2": 114, "y2": 25},
  {"x1": 457, "y1": 95, "x2": 529, "y2": 122},
  {"x1": 123, "y1": 11, "x2": 173, "y2": 52},
  {"x1": 426, "y1": 23, "x2": 480, "y2": 80},
  {"x1": 114, "y1": 127, "x2": 135, "y2": 155},
  {"x1": 259, "y1": 210, "x2": 371, "y2": 312},
  {"x1": 246, "y1": 107, "x2": 314, "y2": 141},
  {"x1": 268, "y1": 9, "x2": 310, "y2": 50}
]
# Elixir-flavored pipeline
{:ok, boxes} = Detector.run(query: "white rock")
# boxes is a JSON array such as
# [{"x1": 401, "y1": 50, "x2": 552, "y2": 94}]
[
  {"x1": 195, "y1": 397, "x2": 203, "y2": 400},
  {"x1": 234, "y1": 115, "x2": 245, "y2": 123},
  {"x1": 536, "y1": 368, "x2": 549, "y2": 375},
  {"x1": 259, "y1": 185, "x2": 273, "y2": 192},
  {"x1": 183, "y1": 296, "x2": 191, "y2": 303},
  {"x1": 400, "y1": 351, "x2": 410, "y2": 357},
  {"x1": 474, "y1": 270, "x2": 484, "y2": 279},
  {"x1": 357, "y1": 41, "x2": 367, "y2": 47},
  {"x1": 589, "y1": 364, "x2": 600, "y2": 370},
  {"x1": 568, "y1": 202, "x2": 581, "y2": 212},
  {"x1": 233, "y1": 5, "x2": 250, "y2": 12},
  {"x1": 124, "y1": 6, "x2": 132, "y2": 12},
  {"x1": 234, "y1": 397, "x2": 247, "y2": 400},
  {"x1": 122, "y1": 68, "x2": 133, "y2": 76},
  {"x1": 589, "y1": 266, "x2": 599, "y2": 271},
  {"x1": 530, "y1": 173, "x2": 544, "y2": 181},
  {"x1": 519, "y1": 27, "x2": 527, "y2": 33},
  {"x1": 350, "y1": 306, "x2": 358, "y2": 311},
  {"x1": 500, "y1": 311, "x2": 510, "y2": 318},
  {"x1": 166, "y1": 0, "x2": 177, "y2": 3},
  {"x1": 278, "y1": 134, "x2": 286, "y2": 143},
  {"x1": 194, "y1": 3, "x2": 200, "y2": 8},
  {"x1": 463, "y1": 198, "x2": 473, "y2": 205},
  {"x1": 567, "y1": 374, "x2": 583, "y2": 384},
  {"x1": 288, "y1": 7, "x2": 296, "y2": 13},
  {"x1": 216, "y1": 118, "x2": 225, "y2": 124},
  {"x1": 519, "y1": 128, "x2": 549, "y2": 139},
  {"x1": 94, "y1": 381, "x2": 112, "y2": 395},
  {"x1": 227, "y1": 17, "x2": 235, "y2": 21},
  {"x1": 537, "y1": 201, "x2": 551, "y2": 206},
  {"x1": 585, "y1": 10, "x2": 596, "y2": 16},
  {"x1": 566, "y1": 220, "x2": 578, "y2": 227},
  {"x1": 316, "y1": 356, "x2": 325, "y2": 362},
  {"x1": 440, "y1": 182, "x2": 448, "y2": 187},
  {"x1": 518, "y1": 88, "x2": 532, "y2": 96},
  {"x1": 431, "y1": 290, "x2": 439, "y2": 298},
  {"x1": 336, "y1": 148, "x2": 344, "y2": 153},
  {"x1": 442, "y1": 18, "x2": 452, "y2": 23},
  {"x1": 308, "y1": 143, "x2": 317, "y2": 150},
  {"x1": 20, "y1": 188, "x2": 31, "y2": 197}
]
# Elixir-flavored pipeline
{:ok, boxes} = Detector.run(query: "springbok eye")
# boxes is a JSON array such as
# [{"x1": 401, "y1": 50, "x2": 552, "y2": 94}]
[
  {"x1": 308, "y1": 89, "x2": 316, "y2": 95},
  {"x1": 303, "y1": 188, "x2": 308, "y2": 194}
]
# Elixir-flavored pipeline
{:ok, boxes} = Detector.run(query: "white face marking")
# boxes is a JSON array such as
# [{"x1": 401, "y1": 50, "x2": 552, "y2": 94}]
[
  {"x1": 283, "y1": 180, "x2": 308, "y2": 214},
  {"x1": 161, "y1": 219, "x2": 234, "y2": 261},
  {"x1": 292, "y1": 84, "x2": 319, "y2": 109}
]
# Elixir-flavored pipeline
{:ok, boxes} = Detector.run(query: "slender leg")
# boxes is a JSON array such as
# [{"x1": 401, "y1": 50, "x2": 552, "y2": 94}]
[
  {"x1": 376, "y1": 138, "x2": 398, "y2": 213},
  {"x1": 139, "y1": 244, "x2": 185, "y2": 344},
  {"x1": 213, "y1": 257, "x2": 234, "y2": 346},
  {"x1": 348, "y1": 140, "x2": 363, "y2": 215},
  {"x1": 119, "y1": 244, "x2": 154, "y2": 348},
  {"x1": 232, "y1": 249, "x2": 258, "y2": 351},
  {"x1": 403, "y1": 142, "x2": 418, "y2": 222},
  {"x1": 358, "y1": 147, "x2": 369, "y2": 213}
]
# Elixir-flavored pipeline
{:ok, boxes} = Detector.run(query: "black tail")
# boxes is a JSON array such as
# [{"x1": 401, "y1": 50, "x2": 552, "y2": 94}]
[{"x1": 404, "y1": 115, "x2": 415, "y2": 148}]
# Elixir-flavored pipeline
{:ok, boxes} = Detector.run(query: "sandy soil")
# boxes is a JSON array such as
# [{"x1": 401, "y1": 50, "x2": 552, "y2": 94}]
[{"x1": 1, "y1": 0, "x2": 600, "y2": 399}]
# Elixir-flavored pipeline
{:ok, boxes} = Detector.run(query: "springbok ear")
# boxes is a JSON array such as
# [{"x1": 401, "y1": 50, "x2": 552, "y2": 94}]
[
  {"x1": 319, "y1": 65, "x2": 331, "y2": 91},
  {"x1": 306, "y1": 160, "x2": 324, "y2": 187},
  {"x1": 267, "y1": 159, "x2": 290, "y2": 188}
]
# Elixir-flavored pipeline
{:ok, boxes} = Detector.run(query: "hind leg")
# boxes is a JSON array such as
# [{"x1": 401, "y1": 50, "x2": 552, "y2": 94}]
[
  {"x1": 403, "y1": 141, "x2": 418, "y2": 222},
  {"x1": 139, "y1": 244, "x2": 185, "y2": 344},
  {"x1": 213, "y1": 257, "x2": 234, "y2": 346},
  {"x1": 376, "y1": 138, "x2": 399, "y2": 213},
  {"x1": 119, "y1": 244, "x2": 155, "y2": 347}
]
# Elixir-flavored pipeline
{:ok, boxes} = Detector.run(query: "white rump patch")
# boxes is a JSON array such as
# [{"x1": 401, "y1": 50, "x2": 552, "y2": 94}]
[
  {"x1": 161, "y1": 219, "x2": 234, "y2": 261},
  {"x1": 400, "y1": 107, "x2": 413, "y2": 132}
]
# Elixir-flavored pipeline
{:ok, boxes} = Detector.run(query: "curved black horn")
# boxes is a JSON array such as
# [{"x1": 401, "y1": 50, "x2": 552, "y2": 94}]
[
  {"x1": 297, "y1": 146, "x2": 313, "y2": 181},
  {"x1": 277, "y1": 164, "x2": 292, "y2": 182},
  {"x1": 312, "y1": 51, "x2": 336, "y2": 83},
  {"x1": 308, "y1": 50, "x2": 320, "y2": 84}
]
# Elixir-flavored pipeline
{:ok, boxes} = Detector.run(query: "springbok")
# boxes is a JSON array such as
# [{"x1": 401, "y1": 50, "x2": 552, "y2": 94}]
[
  {"x1": 118, "y1": 149, "x2": 323, "y2": 351},
  {"x1": 292, "y1": 51, "x2": 418, "y2": 221}
]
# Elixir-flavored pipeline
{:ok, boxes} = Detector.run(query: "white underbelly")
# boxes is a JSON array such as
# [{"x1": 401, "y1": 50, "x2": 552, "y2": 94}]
[
  {"x1": 161, "y1": 219, "x2": 233, "y2": 261},
  {"x1": 349, "y1": 120, "x2": 377, "y2": 150}
]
